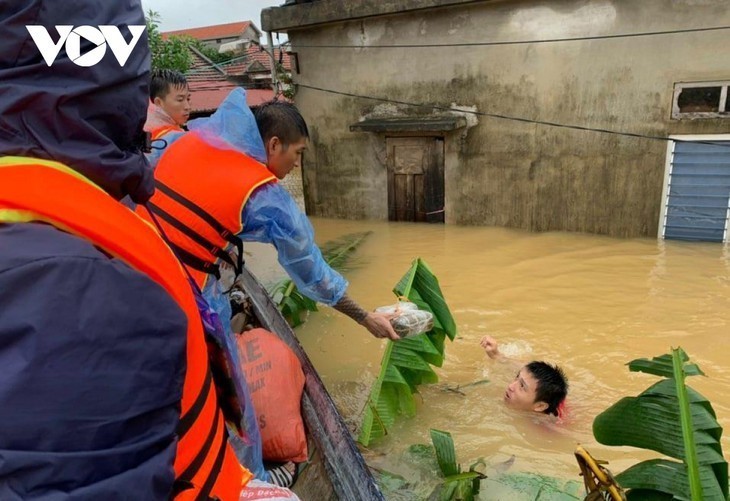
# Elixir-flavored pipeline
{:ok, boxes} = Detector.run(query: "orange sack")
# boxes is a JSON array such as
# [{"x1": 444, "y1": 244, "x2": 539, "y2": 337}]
[{"x1": 236, "y1": 328, "x2": 308, "y2": 463}]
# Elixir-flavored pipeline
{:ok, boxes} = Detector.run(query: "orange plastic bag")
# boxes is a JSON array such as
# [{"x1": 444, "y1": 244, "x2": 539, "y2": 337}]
[{"x1": 236, "y1": 328, "x2": 308, "y2": 463}]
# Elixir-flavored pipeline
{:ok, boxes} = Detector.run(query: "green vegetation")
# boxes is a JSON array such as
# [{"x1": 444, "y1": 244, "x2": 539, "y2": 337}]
[
  {"x1": 191, "y1": 41, "x2": 234, "y2": 65},
  {"x1": 358, "y1": 258, "x2": 457, "y2": 446},
  {"x1": 429, "y1": 429, "x2": 486, "y2": 501},
  {"x1": 593, "y1": 348, "x2": 728, "y2": 501},
  {"x1": 146, "y1": 10, "x2": 194, "y2": 72}
]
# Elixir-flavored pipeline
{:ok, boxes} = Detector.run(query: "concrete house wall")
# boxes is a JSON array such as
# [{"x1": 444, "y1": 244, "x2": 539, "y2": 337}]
[{"x1": 264, "y1": 0, "x2": 730, "y2": 237}]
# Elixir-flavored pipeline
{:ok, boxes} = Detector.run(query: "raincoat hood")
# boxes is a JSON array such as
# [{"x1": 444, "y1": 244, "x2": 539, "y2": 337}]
[
  {"x1": 187, "y1": 88, "x2": 268, "y2": 164},
  {"x1": 0, "y1": 0, "x2": 154, "y2": 203}
]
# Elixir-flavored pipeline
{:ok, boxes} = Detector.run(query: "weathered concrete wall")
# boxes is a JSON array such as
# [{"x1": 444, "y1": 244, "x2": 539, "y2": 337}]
[{"x1": 276, "y1": 0, "x2": 730, "y2": 237}]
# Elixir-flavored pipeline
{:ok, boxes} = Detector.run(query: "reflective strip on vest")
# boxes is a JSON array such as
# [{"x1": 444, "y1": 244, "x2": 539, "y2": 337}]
[
  {"x1": 137, "y1": 132, "x2": 276, "y2": 288},
  {"x1": 0, "y1": 158, "x2": 249, "y2": 500}
]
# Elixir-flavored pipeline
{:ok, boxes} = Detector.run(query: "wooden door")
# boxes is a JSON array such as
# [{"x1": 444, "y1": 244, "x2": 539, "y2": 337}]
[{"x1": 386, "y1": 137, "x2": 444, "y2": 223}]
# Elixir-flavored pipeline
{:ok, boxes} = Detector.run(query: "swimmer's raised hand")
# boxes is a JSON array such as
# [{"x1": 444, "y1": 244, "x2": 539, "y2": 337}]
[{"x1": 480, "y1": 335, "x2": 501, "y2": 359}]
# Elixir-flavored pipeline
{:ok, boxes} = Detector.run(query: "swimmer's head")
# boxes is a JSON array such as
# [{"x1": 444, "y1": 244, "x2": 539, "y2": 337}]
[{"x1": 504, "y1": 361, "x2": 567, "y2": 416}]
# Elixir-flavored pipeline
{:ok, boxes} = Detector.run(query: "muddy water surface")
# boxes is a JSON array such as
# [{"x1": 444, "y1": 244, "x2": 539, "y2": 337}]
[{"x1": 246, "y1": 217, "x2": 730, "y2": 497}]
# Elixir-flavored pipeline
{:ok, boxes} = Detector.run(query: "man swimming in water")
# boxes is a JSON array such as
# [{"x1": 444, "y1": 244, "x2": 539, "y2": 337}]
[{"x1": 480, "y1": 336, "x2": 568, "y2": 417}]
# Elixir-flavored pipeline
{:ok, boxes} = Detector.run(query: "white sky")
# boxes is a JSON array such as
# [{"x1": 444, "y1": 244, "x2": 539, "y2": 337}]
[{"x1": 140, "y1": 0, "x2": 287, "y2": 34}]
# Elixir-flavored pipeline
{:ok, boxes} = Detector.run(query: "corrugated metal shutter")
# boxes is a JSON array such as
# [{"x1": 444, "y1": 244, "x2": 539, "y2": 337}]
[{"x1": 662, "y1": 140, "x2": 730, "y2": 242}]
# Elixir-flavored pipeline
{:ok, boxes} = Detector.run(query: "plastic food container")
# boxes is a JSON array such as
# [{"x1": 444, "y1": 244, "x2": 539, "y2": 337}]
[{"x1": 375, "y1": 301, "x2": 434, "y2": 338}]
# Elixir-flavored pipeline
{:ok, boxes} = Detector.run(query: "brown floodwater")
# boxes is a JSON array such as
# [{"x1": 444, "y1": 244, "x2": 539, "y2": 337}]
[{"x1": 246, "y1": 217, "x2": 730, "y2": 497}]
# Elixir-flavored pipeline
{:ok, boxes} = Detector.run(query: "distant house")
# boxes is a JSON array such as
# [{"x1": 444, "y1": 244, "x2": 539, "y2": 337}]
[
  {"x1": 219, "y1": 44, "x2": 291, "y2": 89},
  {"x1": 263, "y1": 0, "x2": 730, "y2": 240},
  {"x1": 164, "y1": 21, "x2": 261, "y2": 52},
  {"x1": 184, "y1": 50, "x2": 281, "y2": 117},
  {"x1": 163, "y1": 22, "x2": 290, "y2": 116}
]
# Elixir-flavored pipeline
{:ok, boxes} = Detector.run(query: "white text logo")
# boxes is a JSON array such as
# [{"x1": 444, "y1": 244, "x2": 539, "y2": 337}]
[{"x1": 26, "y1": 25, "x2": 145, "y2": 67}]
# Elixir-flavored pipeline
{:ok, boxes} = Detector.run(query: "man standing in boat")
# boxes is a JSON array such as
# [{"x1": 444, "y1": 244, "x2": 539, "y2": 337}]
[
  {"x1": 139, "y1": 90, "x2": 401, "y2": 342},
  {"x1": 136, "y1": 89, "x2": 400, "y2": 487}
]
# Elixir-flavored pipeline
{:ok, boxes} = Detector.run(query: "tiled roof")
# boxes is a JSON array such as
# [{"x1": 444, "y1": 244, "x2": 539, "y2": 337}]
[
  {"x1": 163, "y1": 21, "x2": 254, "y2": 41},
  {"x1": 184, "y1": 49, "x2": 277, "y2": 112},
  {"x1": 186, "y1": 48, "x2": 228, "y2": 83},
  {"x1": 218, "y1": 44, "x2": 291, "y2": 76},
  {"x1": 190, "y1": 85, "x2": 275, "y2": 112}
]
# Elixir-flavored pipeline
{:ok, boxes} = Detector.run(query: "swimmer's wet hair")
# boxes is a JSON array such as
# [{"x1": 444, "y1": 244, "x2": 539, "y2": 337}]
[{"x1": 526, "y1": 361, "x2": 568, "y2": 416}]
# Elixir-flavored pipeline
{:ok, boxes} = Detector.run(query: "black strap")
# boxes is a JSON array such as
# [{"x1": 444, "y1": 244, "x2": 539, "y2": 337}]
[
  {"x1": 177, "y1": 368, "x2": 213, "y2": 438},
  {"x1": 155, "y1": 181, "x2": 245, "y2": 275},
  {"x1": 171, "y1": 410, "x2": 226, "y2": 499},
  {"x1": 195, "y1": 423, "x2": 228, "y2": 501},
  {"x1": 147, "y1": 201, "x2": 238, "y2": 272},
  {"x1": 167, "y1": 241, "x2": 221, "y2": 280},
  {"x1": 177, "y1": 409, "x2": 221, "y2": 486}
]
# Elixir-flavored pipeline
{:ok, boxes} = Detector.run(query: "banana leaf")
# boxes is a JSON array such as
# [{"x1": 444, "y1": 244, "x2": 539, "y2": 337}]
[
  {"x1": 430, "y1": 429, "x2": 459, "y2": 477},
  {"x1": 628, "y1": 349, "x2": 705, "y2": 379},
  {"x1": 616, "y1": 459, "x2": 726, "y2": 501},
  {"x1": 358, "y1": 258, "x2": 457, "y2": 446},
  {"x1": 593, "y1": 348, "x2": 728, "y2": 501},
  {"x1": 429, "y1": 429, "x2": 486, "y2": 501}
]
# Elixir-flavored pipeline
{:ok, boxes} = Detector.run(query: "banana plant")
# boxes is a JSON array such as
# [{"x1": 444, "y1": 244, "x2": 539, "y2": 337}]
[
  {"x1": 592, "y1": 348, "x2": 728, "y2": 501},
  {"x1": 267, "y1": 231, "x2": 372, "y2": 327},
  {"x1": 358, "y1": 258, "x2": 457, "y2": 446},
  {"x1": 429, "y1": 429, "x2": 486, "y2": 501}
]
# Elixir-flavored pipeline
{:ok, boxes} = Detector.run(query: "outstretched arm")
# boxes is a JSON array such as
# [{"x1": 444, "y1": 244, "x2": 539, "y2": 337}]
[
  {"x1": 242, "y1": 184, "x2": 398, "y2": 340},
  {"x1": 333, "y1": 294, "x2": 399, "y2": 340}
]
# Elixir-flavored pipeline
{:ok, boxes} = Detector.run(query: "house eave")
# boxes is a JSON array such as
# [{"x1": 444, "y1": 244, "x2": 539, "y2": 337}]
[{"x1": 262, "y1": 0, "x2": 494, "y2": 32}]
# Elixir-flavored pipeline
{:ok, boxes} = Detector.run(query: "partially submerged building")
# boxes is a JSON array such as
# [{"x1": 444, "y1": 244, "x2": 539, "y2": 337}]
[{"x1": 263, "y1": 0, "x2": 730, "y2": 240}]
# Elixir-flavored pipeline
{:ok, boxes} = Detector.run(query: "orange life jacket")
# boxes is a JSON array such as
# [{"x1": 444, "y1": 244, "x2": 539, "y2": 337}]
[
  {"x1": 0, "y1": 157, "x2": 250, "y2": 501},
  {"x1": 151, "y1": 124, "x2": 183, "y2": 141},
  {"x1": 136, "y1": 132, "x2": 276, "y2": 288}
]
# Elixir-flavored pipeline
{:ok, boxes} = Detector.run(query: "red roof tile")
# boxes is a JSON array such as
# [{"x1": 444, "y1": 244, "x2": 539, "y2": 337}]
[
  {"x1": 190, "y1": 85, "x2": 275, "y2": 112},
  {"x1": 217, "y1": 44, "x2": 291, "y2": 76},
  {"x1": 163, "y1": 21, "x2": 255, "y2": 41},
  {"x1": 182, "y1": 44, "x2": 280, "y2": 112},
  {"x1": 186, "y1": 50, "x2": 228, "y2": 83}
]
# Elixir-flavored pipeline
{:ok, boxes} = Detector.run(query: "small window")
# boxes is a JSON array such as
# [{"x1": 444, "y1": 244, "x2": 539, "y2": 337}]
[
  {"x1": 672, "y1": 81, "x2": 729, "y2": 119},
  {"x1": 216, "y1": 38, "x2": 222, "y2": 43}
]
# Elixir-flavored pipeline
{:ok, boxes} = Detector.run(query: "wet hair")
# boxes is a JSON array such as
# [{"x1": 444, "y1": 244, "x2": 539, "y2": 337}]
[
  {"x1": 253, "y1": 100, "x2": 309, "y2": 148},
  {"x1": 525, "y1": 361, "x2": 568, "y2": 416},
  {"x1": 150, "y1": 69, "x2": 188, "y2": 101}
]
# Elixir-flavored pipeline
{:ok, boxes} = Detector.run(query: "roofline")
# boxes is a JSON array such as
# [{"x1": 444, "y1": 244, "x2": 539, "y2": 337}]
[
  {"x1": 189, "y1": 47, "x2": 228, "y2": 77},
  {"x1": 262, "y1": 0, "x2": 493, "y2": 32},
  {"x1": 163, "y1": 21, "x2": 261, "y2": 40}
]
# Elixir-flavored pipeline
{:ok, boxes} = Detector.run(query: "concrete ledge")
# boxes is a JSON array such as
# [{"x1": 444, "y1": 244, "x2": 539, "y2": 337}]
[
  {"x1": 262, "y1": 0, "x2": 489, "y2": 32},
  {"x1": 350, "y1": 116, "x2": 467, "y2": 133}
]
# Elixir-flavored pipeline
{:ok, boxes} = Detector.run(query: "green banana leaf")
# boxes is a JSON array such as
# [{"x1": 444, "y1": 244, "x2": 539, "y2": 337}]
[
  {"x1": 358, "y1": 258, "x2": 457, "y2": 446},
  {"x1": 268, "y1": 277, "x2": 318, "y2": 327},
  {"x1": 430, "y1": 429, "x2": 459, "y2": 477},
  {"x1": 429, "y1": 429, "x2": 486, "y2": 501},
  {"x1": 628, "y1": 349, "x2": 705, "y2": 379},
  {"x1": 593, "y1": 348, "x2": 728, "y2": 501},
  {"x1": 266, "y1": 231, "x2": 371, "y2": 327}
]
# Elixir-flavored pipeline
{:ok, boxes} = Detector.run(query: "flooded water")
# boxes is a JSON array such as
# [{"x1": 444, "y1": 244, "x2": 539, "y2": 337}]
[{"x1": 246, "y1": 217, "x2": 730, "y2": 497}]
